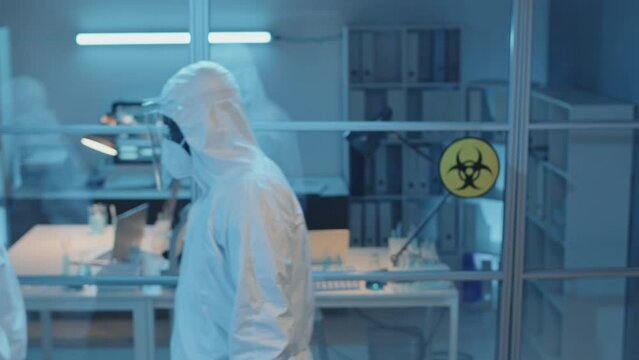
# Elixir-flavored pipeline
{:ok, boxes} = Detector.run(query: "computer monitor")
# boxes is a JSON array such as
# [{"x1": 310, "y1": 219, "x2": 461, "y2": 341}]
[{"x1": 112, "y1": 203, "x2": 148, "y2": 261}]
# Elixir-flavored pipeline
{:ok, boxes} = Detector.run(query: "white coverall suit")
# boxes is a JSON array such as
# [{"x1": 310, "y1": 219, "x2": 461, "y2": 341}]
[
  {"x1": 159, "y1": 61, "x2": 314, "y2": 359},
  {"x1": 0, "y1": 243, "x2": 27, "y2": 360}
]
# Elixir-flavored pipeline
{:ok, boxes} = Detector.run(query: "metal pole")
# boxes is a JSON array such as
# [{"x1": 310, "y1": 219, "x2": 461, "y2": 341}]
[
  {"x1": 503, "y1": 0, "x2": 534, "y2": 359},
  {"x1": 189, "y1": 0, "x2": 209, "y2": 63},
  {"x1": 18, "y1": 270, "x2": 504, "y2": 286},
  {"x1": 0, "y1": 28, "x2": 14, "y2": 247},
  {"x1": 523, "y1": 267, "x2": 639, "y2": 280}
]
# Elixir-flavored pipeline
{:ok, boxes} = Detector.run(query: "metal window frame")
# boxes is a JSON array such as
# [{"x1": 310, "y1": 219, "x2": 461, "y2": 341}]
[{"x1": 505, "y1": 0, "x2": 534, "y2": 359}]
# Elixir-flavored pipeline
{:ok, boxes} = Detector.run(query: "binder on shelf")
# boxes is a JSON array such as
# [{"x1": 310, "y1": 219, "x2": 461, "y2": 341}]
[
  {"x1": 349, "y1": 202, "x2": 363, "y2": 246},
  {"x1": 414, "y1": 145, "x2": 431, "y2": 196},
  {"x1": 406, "y1": 32, "x2": 419, "y2": 83},
  {"x1": 446, "y1": 29, "x2": 461, "y2": 82},
  {"x1": 361, "y1": 32, "x2": 375, "y2": 83},
  {"x1": 387, "y1": 89, "x2": 406, "y2": 121},
  {"x1": 373, "y1": 31, "x2": 402, "y2": 83},
  {"x1": 438, "y1": 201, "x2": 457, "y2": 254},
  {"x1": 402, "y1": 202, "x2": 420, "y2": 236},
  {"x1": 418, "y1": 30, "x2": 434, "y2": 83},
  {"x1": 364, "y1": 156, "x2": 376, "y2": 194},
  {"x1": 364, "y1": 202, "x2": 378, "y2": 247},
  {"x1": 374, "y1": 147, "x2": 388, "y2": 194},
  {"x1": 402, "y1": 145, "x2": 420, "y2": 196},
  {"x1": 467, "y1": 89, "x2": 484, "y2": 122},
  {"x1": 349, "y1": 90, "x2": 366, "y2": 121},
  {"x1": 422, "y1": 90, "x2": 463, "y2": 121},
  {"x1": 348, "y1": 31, "x2": 363, "y2": 83},
  {"x1": 378, "y1": 202, "x2": 393, "y2": 247},
  {"x1": 386, "y1": 144, "x2": 403, "y2": 194},
  {"x1": 432, "y1": 29, "x2": 447, "y2": 82},
  {"x1": 493, "y1": 91, "x2": 509, "y2": 122}
]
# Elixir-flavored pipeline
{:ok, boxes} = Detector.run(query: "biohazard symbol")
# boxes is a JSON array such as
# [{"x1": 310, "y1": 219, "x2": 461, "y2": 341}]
[
  {"x1": 449, "y1": 149, "x2": 492, "y2": 190},
  {"x1": 439, "y1": 138, "x2": 500, "y2": 198}
]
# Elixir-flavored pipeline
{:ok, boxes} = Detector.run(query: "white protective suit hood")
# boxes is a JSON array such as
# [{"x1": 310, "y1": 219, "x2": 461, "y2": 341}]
[
  {"x1": 159, "y1": 61, "x2": 259, "y2": 183},
  {"x1": 161, "y1": 62, "x2": 314, "y2": 360},
  {"x1": 0, "y1": 243, "x2": 27, "y2": 360}
]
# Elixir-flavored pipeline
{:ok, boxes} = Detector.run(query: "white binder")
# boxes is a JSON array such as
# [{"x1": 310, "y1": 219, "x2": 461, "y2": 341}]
[
  {"x1": 422, "y1": 90, "x2": 463, "y2": 121},
  {"x1": 361, "y1": 32, "x2": 375, "y2": 83},
  {"x1": 349, "y1": 90, "x2": 366, "y2": 121},
  {"x1": 364, "y1": 202, "x2": 378, "y2": 246},
  {"x1": 374, "y1": 147, "x2": 388, "y2": 194},
  {"x1": 378, "y1": 202, "x2": 393, "y2": 247},
  {"x1": 432, "y1": 29, "x2": 447, "y2": 82},
  {"x1": 387, "y1": 89, "x2": 406, "y2": 121},
  {"x1": 349, "y1": 202, "x2": 363, "y2": 246},
  {"x1": 348, "y1": 31, "x2": 363, "y2": 83},
  {"x1": 406, "y1": 32, "x2": 419, "y2": 83}
]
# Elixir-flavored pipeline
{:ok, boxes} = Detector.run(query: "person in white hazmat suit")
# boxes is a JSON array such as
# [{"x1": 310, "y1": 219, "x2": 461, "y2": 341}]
[
  {"x1": 0, "y1": 242, "x2": 27, "y2": 360},
  {"x1": 154, "y1": 61, "x2": 314, "y2": 359}
]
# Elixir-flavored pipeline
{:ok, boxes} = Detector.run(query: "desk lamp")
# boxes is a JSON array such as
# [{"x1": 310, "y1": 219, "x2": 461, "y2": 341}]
[{"x1": 80, "y1": 135, "x2": 118, "y2": 156}]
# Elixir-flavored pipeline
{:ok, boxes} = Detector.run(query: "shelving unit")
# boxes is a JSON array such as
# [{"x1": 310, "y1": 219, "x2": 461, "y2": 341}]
[
  {"x1": 342, "y1": 27, "x2": 512, "y2": 270},
  {"x1": 523, "y1": 89, "x2": 635, "y2": 360},
  {"x1": 343, "y1": 25, "x2": 464, "y2": 251}
]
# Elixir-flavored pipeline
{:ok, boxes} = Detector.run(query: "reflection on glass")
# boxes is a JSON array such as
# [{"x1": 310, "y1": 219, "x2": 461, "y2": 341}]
[
  {"x1": 522, "y1": 278, "x2": 638, "y2": 360},
  {"x1": 314, "y1": 281, "x2": 499, "y2": 360},
  {"x1": 210, "y1": 44, "x2": 304, "y2": 179},
  {"x1": 348, "y1": 131, "x2": 507, "y2": 271},
  {"x1": 526, "y1": 130, "x2": 634, "y2": 270}
]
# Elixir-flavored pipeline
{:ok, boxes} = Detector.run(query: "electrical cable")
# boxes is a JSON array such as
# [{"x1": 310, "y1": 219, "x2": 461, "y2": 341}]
[
  {"x1": 354, "y1": 309, "x2": 427, "y2": 359},
  {"x1": 354, "y1": 307, "x2": 473, "y2": 360}
]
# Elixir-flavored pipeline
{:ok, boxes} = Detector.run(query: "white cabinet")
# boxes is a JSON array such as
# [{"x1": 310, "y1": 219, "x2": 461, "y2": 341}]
[{"x1": 523, "y1": 89, "x2": 635, "y2": 360}]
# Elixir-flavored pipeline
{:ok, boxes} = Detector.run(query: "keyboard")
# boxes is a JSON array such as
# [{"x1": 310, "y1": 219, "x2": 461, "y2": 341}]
[{"x1": 313, "y1": 265, "x2": 361, "y2": 292}]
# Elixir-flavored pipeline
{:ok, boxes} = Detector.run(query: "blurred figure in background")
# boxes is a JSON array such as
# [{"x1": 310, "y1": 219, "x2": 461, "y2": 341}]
[
  {"x1": 211, "y1": 45, "x2": 305, "y2": 184},
  {"x1": 9, "y1": 76, "x2": 90, "y2": 240}
]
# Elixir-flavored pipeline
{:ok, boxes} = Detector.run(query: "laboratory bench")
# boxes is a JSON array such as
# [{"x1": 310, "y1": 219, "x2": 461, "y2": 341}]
[{"x1": 10, "y1": 225, "x2": 459, "y2": 360}]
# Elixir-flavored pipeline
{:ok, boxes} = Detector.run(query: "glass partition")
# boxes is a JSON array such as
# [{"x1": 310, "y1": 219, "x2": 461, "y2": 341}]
[
  {"x1": 1, "y1": 126, "x2": 509, "y2": 359},
  {"x1": 521, "y1": 277, "x2": 638, "y2": 360},
  {"x1": 512, "y1": 1, "x2": 639, "y2": 359},
  {"x1": 207, "y1": 0, "x2": 515, "y2": 125},
  {"x1": 525, "y1": 129, "x2": 635, "y2": 270}
]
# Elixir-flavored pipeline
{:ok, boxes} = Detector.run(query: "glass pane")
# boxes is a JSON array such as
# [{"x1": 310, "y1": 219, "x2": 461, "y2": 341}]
[
  {"x1": 1, "y1": 127, "x2": 508, "y2": 358},
  {"x1": 208, "y1": 0, "x2": 514, "y2": 123},
  {"x1": 346, "y1": 130, "x2": 508, "y2": 271},
  {"x1": 521, "y1": 277, "x2": 638, "y2": 360},
  {"x1": 530, "y1": 0, "x2": 638, "y2": 124},
  {"x1": 0, "y1": 0, "x2": 190, "y2": 127},
  {"x1": 315, "y1": 280, "x2": 501, "y2": 360},
  {"x1": 525, "y1": 129, "x2": 637, "y2": 270},
  {"x1": 0, "y1": 2, "x2": 189, "y2": 357}
]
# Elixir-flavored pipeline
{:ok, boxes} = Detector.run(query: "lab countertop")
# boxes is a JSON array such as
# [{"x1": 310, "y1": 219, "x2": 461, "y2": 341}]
[{"x1": 9, "y1": 224, "x2": 162, "y2": 276}]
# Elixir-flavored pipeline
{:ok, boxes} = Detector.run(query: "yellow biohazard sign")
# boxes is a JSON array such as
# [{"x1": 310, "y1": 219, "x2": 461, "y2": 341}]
[{"x1": 439, "y1": 137, "x2": 500, "y2": 198}]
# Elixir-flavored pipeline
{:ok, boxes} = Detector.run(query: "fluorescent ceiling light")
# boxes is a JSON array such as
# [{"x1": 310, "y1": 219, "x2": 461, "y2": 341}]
[
  {"x1": 208, "y1": 31, "x2": 272, "y2": 44},
  {"x1": 81, "y1": 136, "x2": 118, "y2": 156},
  {"x1": 76, "y1": 32, "x2": 191, "y2": 46},
  {"x1": 76, "y1": 31, "x2": 272, "y2": 46}
]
